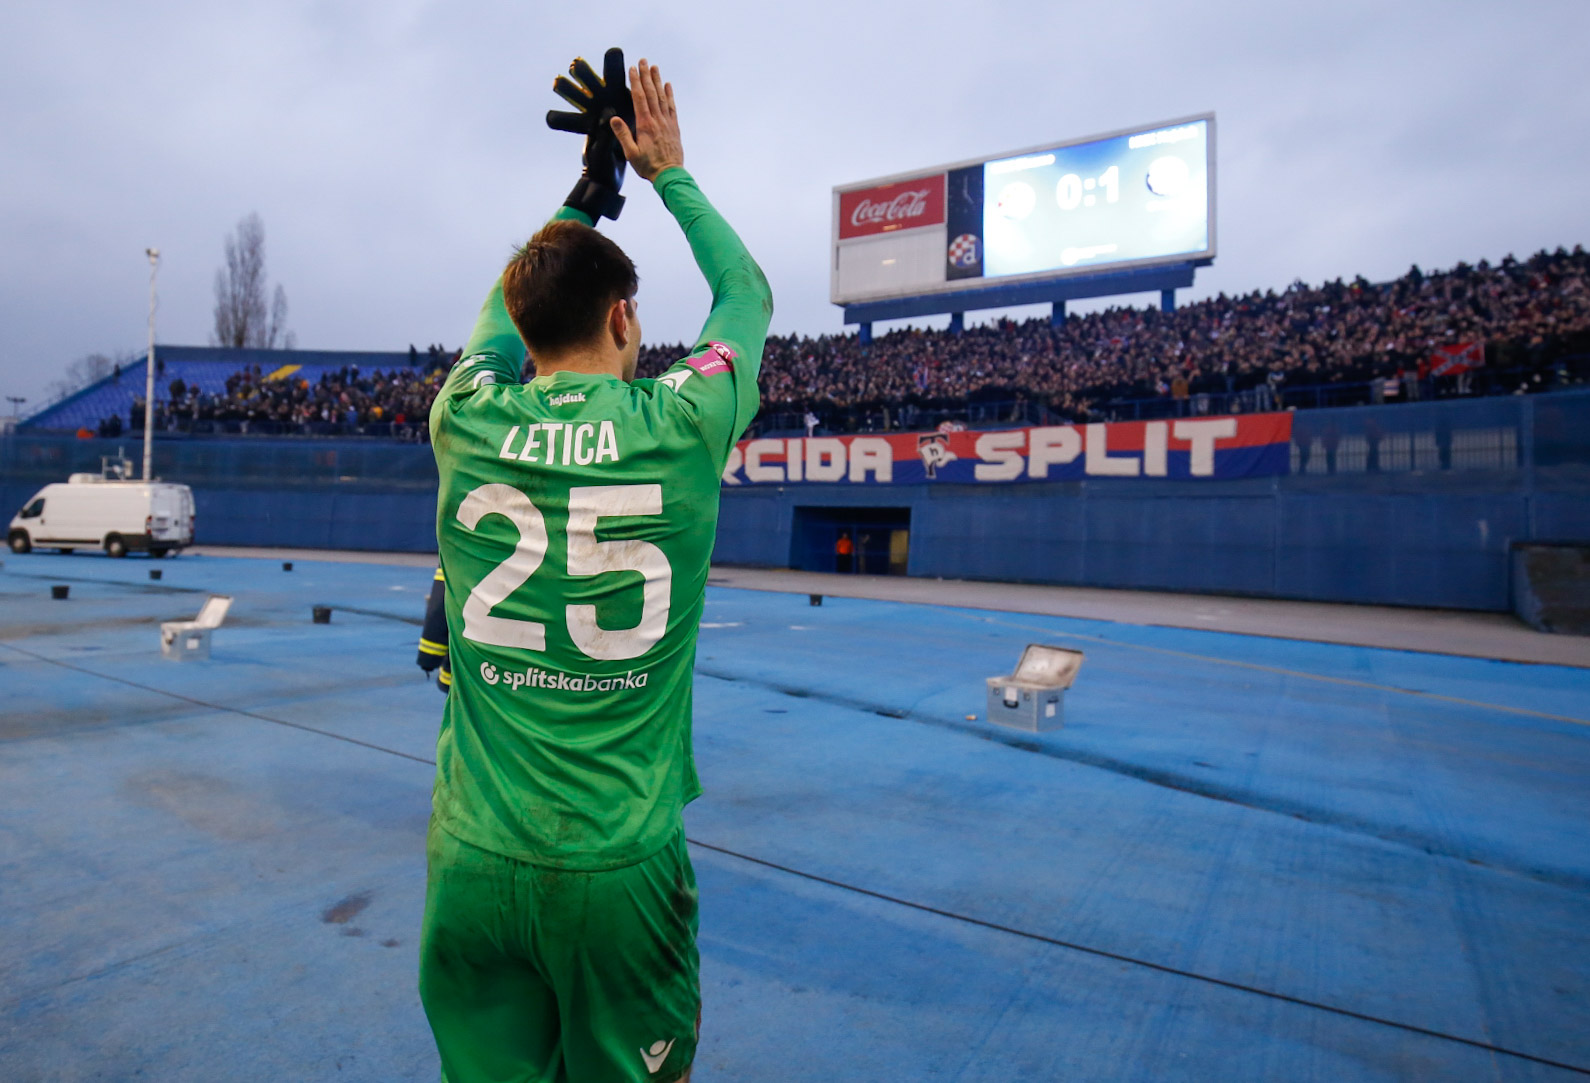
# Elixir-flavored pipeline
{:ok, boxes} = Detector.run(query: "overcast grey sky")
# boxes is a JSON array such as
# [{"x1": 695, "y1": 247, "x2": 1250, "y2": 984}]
[{"x1": 2, "y1": 0, "x2": 1587, "y2": 411}]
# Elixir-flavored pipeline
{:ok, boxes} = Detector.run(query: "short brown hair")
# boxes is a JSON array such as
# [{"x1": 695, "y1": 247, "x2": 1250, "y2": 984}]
[{"x1": 501, "y1": 219, "x2": 638, "y2": 355}]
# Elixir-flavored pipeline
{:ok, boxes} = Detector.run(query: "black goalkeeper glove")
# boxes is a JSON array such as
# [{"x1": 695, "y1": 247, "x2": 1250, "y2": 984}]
[{"x1": 546, "y1": 48, "x2": 636, "y2": 222}]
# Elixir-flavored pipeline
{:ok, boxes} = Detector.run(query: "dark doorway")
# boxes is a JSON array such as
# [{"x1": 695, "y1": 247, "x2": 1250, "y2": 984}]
[{"x1": 791, "y1": 506, "x2": 911, "y2": 576}]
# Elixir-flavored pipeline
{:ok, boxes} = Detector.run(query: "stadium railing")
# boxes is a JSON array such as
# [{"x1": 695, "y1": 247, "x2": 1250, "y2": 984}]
[
  {"x1": 1093, "y1": 356, "x2": 1589, "y2": 422},
  {"x1": 121, "y1": 417, "x2": 433, "y2": 442}
]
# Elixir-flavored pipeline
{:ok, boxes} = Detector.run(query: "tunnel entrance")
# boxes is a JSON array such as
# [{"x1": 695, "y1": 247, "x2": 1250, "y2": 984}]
[{"x1": 790, "y1": 506, "x2": 911, "y2": 576}]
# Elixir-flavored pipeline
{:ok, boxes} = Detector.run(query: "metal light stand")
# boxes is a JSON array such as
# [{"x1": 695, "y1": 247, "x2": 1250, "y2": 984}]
[{"x1": 143, "y1": 247, "x2": 159, "y2": 480}]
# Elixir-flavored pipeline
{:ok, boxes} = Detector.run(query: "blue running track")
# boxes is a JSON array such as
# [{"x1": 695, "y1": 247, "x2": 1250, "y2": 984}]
[{"x1": 1, "y1": 552, "x2": 1587, "y2": 1081}]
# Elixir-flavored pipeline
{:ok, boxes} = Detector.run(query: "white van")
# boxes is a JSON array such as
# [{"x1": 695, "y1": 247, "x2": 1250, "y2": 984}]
[{"x1": 8, "y1": 476, "x2": 195, "y2": 557}]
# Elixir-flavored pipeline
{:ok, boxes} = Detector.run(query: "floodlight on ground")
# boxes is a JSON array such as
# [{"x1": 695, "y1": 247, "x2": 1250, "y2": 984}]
[
  {"x1": 160, "y1": 593, "x2": 231, "y2": 661},
  {"x1": 985, "y1": 643, "x2": 1084, "y2": 731}
]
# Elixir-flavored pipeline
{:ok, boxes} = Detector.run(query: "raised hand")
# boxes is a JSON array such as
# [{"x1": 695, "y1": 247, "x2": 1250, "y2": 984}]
[
  {"x1": 610, "y1": 59, "x2": 683, "y2": 183},
  {"x1": 546, "y1": 47, "x2": 636, "y2": 221}
]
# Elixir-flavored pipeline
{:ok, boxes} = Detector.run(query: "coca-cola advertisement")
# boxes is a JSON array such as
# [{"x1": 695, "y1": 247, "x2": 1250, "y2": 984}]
[{"x1": 838, "y1": 175, "x2": 945, "y2": 240}]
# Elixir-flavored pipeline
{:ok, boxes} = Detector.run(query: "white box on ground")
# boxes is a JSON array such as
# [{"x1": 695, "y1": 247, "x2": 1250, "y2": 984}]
[
  {"x1": 161, "y1": 594, "x2": 233, "y2": 661},
  {"x1": 985, "y1": 644, "x2": 1085, "y2": 731}
]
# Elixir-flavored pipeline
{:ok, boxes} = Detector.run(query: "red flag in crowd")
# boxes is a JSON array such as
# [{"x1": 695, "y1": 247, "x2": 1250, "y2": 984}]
[{"x1": 1421, "y1": 341, "x2": 1485, "y2": 378}]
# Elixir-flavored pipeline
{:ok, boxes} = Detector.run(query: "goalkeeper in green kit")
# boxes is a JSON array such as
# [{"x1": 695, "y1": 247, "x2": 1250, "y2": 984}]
[{"x1": 418, "y1": 51, "x2": 770, "y2": 1083}]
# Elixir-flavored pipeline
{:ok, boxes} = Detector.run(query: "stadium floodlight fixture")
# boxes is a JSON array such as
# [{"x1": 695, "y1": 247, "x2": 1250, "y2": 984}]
[{"x1": 143, "y1": 248, "x2": 160, "y2": 480}]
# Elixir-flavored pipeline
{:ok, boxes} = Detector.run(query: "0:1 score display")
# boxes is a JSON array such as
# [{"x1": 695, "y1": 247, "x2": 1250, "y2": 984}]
[{"x1": 1056, "y1": 165, "x2": 1119, "y2": 211}]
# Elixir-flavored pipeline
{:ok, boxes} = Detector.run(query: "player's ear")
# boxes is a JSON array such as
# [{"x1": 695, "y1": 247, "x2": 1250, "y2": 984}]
[{"x1": 608, "y1": 297, "x2": 630, "y2": 350}]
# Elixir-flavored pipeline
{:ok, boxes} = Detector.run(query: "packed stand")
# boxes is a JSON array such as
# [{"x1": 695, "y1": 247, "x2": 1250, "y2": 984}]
[
  {"x1": 93, "y1": 247, "x2": 1590, "y2": 441},
  {"x1": 113, "y1": 345, "x2": 458, "y2": 440},
  {"x1": 636, "y1": 245, "x2": 1590, "y2": 431}
]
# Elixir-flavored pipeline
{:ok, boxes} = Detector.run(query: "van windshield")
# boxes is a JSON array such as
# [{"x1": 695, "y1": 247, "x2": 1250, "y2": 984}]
[{"x1": 20, "y1": 498, "x2": 43, "y2": 519}]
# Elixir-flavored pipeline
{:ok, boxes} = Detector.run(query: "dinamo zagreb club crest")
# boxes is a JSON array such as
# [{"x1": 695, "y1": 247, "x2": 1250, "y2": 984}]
[{"x1": 948, "y1": 233, "x2": 980, "y2": 269}]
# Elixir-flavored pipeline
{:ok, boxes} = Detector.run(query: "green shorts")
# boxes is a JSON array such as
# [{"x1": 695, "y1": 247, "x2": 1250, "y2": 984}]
[{"x1": 418, "y1": 819, "x2": 699, "y2": 1083}]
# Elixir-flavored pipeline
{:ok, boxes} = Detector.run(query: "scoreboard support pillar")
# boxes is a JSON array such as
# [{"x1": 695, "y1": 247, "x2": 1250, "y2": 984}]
[
  {"x1": 858, "y1": 322, "x2": 873, "y2": 345},
  {"x1": 1161, "y1": 288, "x2": 1176, "y2": 313},
  {"x1": 1051, "y1": 301, "x2": 1067, "y2": 328},
  {"x1": 949, "y1": 312, "x2": 964, "y2": 335}
]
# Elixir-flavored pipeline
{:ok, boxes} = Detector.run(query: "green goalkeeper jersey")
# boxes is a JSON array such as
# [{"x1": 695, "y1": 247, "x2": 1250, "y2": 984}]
[{"x1": 428, "y1": 168, "x2": 772, "y2": 870}]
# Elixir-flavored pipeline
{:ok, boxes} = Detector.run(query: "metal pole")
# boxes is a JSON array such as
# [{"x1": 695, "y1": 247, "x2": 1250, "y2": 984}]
[{"x1": 143, "y1": 248, "x2": 159, "y2": 479}]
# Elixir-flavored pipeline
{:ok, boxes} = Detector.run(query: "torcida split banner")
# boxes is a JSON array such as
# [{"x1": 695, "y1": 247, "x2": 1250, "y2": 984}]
[{"x1": 721, "y1": 413, "x2": 1293, "y2": 486}]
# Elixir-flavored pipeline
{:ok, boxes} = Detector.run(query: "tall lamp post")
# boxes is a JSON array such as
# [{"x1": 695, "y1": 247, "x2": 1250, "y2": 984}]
[{"x1": 143, "y1": 248, "x2": 159, "y2": 480}]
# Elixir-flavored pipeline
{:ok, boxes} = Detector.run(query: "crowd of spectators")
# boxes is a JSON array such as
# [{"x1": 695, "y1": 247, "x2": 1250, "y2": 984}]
[
  {"x1": 113, "y1": 350, "x2": 456, "y2": 440},
  {"x1": 94, "y1": 246, "x2": 1590, "y2": 439},
  {"x1": 636, "y1": 244, "x2": 1590, "y2": 428}
]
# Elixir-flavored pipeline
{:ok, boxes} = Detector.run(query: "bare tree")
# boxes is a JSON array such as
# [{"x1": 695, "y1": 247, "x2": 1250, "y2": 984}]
[
  {"x1": 46, "y1": 351, "x2": 125, "y2": 401},
  {"x1": 212, "y1": 212, "x2": 294, "y2": 349}
]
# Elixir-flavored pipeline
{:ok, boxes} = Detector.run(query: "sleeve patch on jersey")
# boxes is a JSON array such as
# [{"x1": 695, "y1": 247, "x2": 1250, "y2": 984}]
[
  {"x1": 686, "y1": 341, "x2": 736, "y2": 377},
  {"x1": 453, "y1": 354, "x2": 503, "y2": 389}
]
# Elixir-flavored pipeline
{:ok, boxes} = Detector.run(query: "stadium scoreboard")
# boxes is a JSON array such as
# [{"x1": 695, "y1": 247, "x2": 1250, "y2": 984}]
[{"x1": 831, "y1": 114, "x2": 1215, "y2": 307}]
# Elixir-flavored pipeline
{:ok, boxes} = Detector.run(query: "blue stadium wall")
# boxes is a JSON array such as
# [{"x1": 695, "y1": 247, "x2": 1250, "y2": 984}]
[
  {"x1": 0, "y1": 440, "x2": 441, "y2": 553},
  {"x1": 4, "y1": 391, "x2": 1587, "y2": 612}
]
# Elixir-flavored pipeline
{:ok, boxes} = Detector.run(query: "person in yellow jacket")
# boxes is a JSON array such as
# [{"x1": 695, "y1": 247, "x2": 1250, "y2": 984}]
[{"x1": 415, "y1": 566, "x2": 451, "y2": 692}]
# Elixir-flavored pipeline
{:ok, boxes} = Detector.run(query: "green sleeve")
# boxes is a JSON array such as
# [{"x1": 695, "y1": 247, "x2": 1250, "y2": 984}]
[
  {"x1": 434, "y1": 205, "x2": 596, "y2": 419},
  {"x1": 652, "y1": 167, "x2": 774, "y2": 464}
]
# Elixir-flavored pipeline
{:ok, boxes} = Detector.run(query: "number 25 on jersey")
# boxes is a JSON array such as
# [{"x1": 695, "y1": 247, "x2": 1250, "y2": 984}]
[{"x1": 454, "y1": 482, "x2": 672, "y2": 662}]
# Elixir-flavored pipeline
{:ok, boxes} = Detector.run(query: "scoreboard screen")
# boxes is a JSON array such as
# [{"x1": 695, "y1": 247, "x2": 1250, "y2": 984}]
[{"x1": 831, "y1": 114, "x2": 1215, "y2": 306}]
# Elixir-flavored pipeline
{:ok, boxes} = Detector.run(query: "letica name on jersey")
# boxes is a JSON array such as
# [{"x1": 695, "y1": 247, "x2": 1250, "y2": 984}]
[{"x1": 497, "y1": 421, "x2": 621, "y2": 466}]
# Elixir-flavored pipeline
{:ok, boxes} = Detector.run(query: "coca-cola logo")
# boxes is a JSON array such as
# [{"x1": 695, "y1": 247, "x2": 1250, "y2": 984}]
[
  {"x1": 850, "y1": 190, "x2": 932, "y2": 229},
  {"x1": 838, "y1": 175, "x2": 946, "y2": 239}
]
